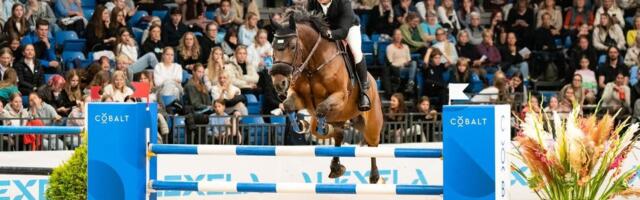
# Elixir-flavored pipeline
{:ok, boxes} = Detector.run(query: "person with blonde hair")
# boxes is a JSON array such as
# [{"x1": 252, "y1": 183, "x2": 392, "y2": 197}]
[
  {"x1": 176, "y1": 32, "x2": 202, "y2": 73},
  {"x1": 211, "y1": 71, "x2": 248, "y2": 115},
  {"x1": 205, "y1": 47, "x2": 226, "y2": 89},
  {"x1": 102, "y1": 70, "x2": 133, "y2": 102},
  {"x1": 225, "y1": 45, "x2": 258, "y2": 90},
  {"x1": 238, "y1": 12, "x2": 259, "y2": 46},
  {"x1": 247, "y1": 29, "x2": 273, "y2": 71}
]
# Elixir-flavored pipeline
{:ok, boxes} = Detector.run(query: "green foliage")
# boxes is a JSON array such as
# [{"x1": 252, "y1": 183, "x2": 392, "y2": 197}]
[{"x1": 45, "y1": 134, "x2": 87, "y2": 200}]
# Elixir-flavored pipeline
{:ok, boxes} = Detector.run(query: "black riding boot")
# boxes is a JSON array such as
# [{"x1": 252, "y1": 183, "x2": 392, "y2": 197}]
[{"x1": 355, "y1": 61, "x2": 371, "y2": 111}]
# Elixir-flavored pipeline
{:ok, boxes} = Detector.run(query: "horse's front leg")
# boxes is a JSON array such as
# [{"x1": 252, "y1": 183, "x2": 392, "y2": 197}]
[
  {"x1": 329, "y1": 128, "x2": 346, "y2": 178},
  {"x1": 283, "y1": 91, "x2": 307, "y2": 133},
  {"x1": 315, "y1": 92, "x2": 346, "y2": 135}
]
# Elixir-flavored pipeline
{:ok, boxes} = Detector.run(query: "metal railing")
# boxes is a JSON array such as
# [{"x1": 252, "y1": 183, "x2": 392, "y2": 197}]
[{"x1": 0, "y1": 117, "x2": 83, "y2": 151}]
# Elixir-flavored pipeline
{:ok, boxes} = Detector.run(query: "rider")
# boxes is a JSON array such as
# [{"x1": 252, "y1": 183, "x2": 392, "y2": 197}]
[{"x1": 308, "y1": 0, "x2": 371, "y2": 111}]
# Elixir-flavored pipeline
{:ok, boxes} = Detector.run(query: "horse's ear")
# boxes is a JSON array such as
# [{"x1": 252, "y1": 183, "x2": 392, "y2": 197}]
[
  {"x1": 289, "y1": 15, "x2": 296, "y2": 31},
  {"x1": 271, "y1": 16, "x2": 283, "y2": 31}
]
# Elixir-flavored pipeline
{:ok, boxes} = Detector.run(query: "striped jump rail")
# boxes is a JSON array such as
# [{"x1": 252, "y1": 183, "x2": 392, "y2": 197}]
[
  {"x1": 150, "y1": 180, "x2": 443, "y2": 195},
  {"x1": 0, "y1": 126, "x2": 83, "y2": 134},
  {"x1": 149, "y1": 144, "x2": 443, "y2": 158}
]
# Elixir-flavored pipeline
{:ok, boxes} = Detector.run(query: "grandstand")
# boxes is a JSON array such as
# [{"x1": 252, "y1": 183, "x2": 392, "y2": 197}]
[{"x1": 0, "y1": 0, "x2": 639, "y2": 151}]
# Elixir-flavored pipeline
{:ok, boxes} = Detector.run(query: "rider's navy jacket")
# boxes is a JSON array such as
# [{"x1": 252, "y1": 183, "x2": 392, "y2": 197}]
[{"x1": 307, "y1": 0, "x2": 360, "y2": 40}]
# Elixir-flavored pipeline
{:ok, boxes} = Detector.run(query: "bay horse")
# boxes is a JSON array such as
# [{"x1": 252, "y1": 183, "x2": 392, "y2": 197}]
[{"x1": 269, "y1": 9, "x2": 384, "y2": 183}]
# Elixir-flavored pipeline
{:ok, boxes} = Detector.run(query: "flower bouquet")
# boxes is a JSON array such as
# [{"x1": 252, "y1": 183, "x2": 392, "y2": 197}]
[{"x1": 513, "y1": 106, "x2": 640, "y2": 200}]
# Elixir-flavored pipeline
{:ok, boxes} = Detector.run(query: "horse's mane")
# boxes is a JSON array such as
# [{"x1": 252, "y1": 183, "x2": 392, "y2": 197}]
[{"x1": 283, "y1": 8, "x2": 329, "y2": 34}]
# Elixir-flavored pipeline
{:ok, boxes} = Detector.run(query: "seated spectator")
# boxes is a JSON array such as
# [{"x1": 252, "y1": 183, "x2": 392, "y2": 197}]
[
  {"x1": 30, "y1": 19, "x2": 59, "y2": 74},
  {"x1": 450, "y1": 57, "x2": 484, "y2": 93},
  {"x1": 141, "y1": 17, "x2": 161, "y2": 44},
  {"x1": 141, "y1": 24, "x2": 164, "y2": 60},
  {"x1": 411, "y1": 96, "x2": 438, "y2": 142},
  {"x1": 476, "y1": 30, "x2": 501, "y2": 73},
  {"x1": 199, "y1": 22, "x2": 221, "y2": 63},
  {"x1": 105, "y1": 0, "x2": 136, "y2": 16},
  {"x1": 383, "y1": 29, "x2": 417, "y2": 96},
  {"x1": 112, "y1": 55, "x2": 135, "y2": 82},
  {"x1": 624, "y1": 35, "x2": 640, "y2": 69},
  {"x1": 85, "y1": 70, "x2": 111, "y2": 96},
  {"x1": 4, "y1": 4, "x2": 29, "y2": 39},
  {"x1": 593, "y1": 13, "x2": 625, "y2": 52},
  {"x1": 393, "y1": 0, "x2": 417, "y2": 24},
  {"x1": 568, "y1": 36, "x2": 597, "y2": 72},
  {"x1": 109, "y1": 7, "x2": 133, "y2": 37},
  {"x1": 598, "y1": 47, "x2": 627, "y2": 91},
  {"x1": 457, "y1": 0, "x2": 480, "y2": 29},
  {"x1": 471, "y1": 71, "x2": 508, "y2": 103},
  {"x1": 559, "y1": 86, "x2": 578, "y2": 111},
  {"x1": 185, "y1": 64, "x2": 212, "y2": 113},
  {"x1": 212, "y1": 72, "x2": 248, "y2": 115},
  {"x1": 456, "y1": 31, "x2": 481, "y2": 65},
  {"x1": 465, "y1": 12, "x2": 484, "y2": 45},
  {"x1": 238, "y1": 12, "x2": 259, "y2": 47},
  {"x1": 0, "y1": 48, "x2": 11, "y2": 77},
  {"x1": 248, "y1": 29, "x2": 273, "y2": 71},
  {"x1": 544, "y1": 96, "x2": 562, "y2": 113},
  {"x1": 225, "y1": 46, "x2": 259, "y2": 91},
  {"x1": 564, "y1": 0, "x2": 593, "y2": 36},
  {"x1": 153, "y1": 47, "x2": 184, "y2": 99},
  {"x1": 208, "y1": 99, "x2": 239, "y2": 144},
  {"x1": 64, "y1": 70, "x2": 83, "y2": 106},
  {"x1": 420, "y1": 11, "x2": 442, "y2": 38},
  {"x1": 28, "y1": 92, "x2": 63, "y2": 150},
  {"x1": 53, "y1": 0, "x2": 86, "y2": 36},
  {"x1": 162, "y1": 8, "x2": 188, "y2": 47},
  {"x1": 230, "y1": 0, "x2": 259, "y2": 26},
  {"x1": 37, "y1": 74, "x2": 74, "y2": 116},
  {"x1": 86, "y1": 5, "x2": 116, "y2": 52},
  {"x1": 437, "y1": 0, "x2": 460, "y2": 33},
  {"x1": 176, "y1": 32, "x2": 202, "y2": 73},
  {"x1": 500, "y1": 32, "x2": 529, "y2": 79},
  {"x1": 432, "y1": 28, "x2": 458, "y2": 64},
  {"x1": 0, "y1": 68, "x2": 18, "y2": 102},
  {"x1": 533, "y1": 12, "x2": 562, "y2": 51},
  {"x1": 205, "y1": 47, "x2": 226, "y2": 89},
  {"x1": 602, "y1": 72, "x2": 631, "y2": 111},
  {"x1": 215, "y1": 0, "x2": 237, "y2": 30},
  {"x1": 506, "y1": 0, "x2": 534, "y2": 47},
  {"x1": 594, "y1": 0, "x2": 624, "y2": 27},
  {"x1": 560, "y1": 74, "x2": 586, "y2": 106},
  {"x1": 222, "y1": 26, "x2": 239, "y2": 56},
  {"x1": 25, "y1": 0, "x2": 58, "y2": 33},
  {"x1": 181, "y1": 0, "x2": 208, "y2": 31},
  {"x1": 2, "y1": 93, "x2": 29, "y2": 127},
  {"x1": 386, "y1": 93, "x2": 406, "y2": 143},
  {"x1": 102, "y1": 71, "x2": 133, "y2": 102},
  {"x1": 535, "y1": 0, "x2": 562, "y2": 31},
  {"x1": 487, "y1": 11, "x2": 507, "y2": 41},
  {"x1": 423, "y1": 48, "x2": 451, "y2": 106},
  {"x1": 506, "y1": 72, "x2": 525, "y2": 103},
  {"x1": 415, "y1": 0, "x2": 437, "y2": 22},
  {"x1": 627, "y1": 16, "x2": 640, "y2": 47},
  {"x1": 133, "y1": 71, "x2": 157, "y2": 102},
  {"x1": 5, "y1": 36, "x2": 21, "y2": 61},
  {"x1": 575, "y1": 56, "x2": 597, "y2": 104},
  {"x1": 114, "y1": 28, "x2": 159, "y2": 74},
  {"x1": 65, "y1": 95, "x2": 90, "y2": 148},
  {"x1": 366, "y1": 0, "x2": 398, "y2": 37},
  {"x1": 14, "y1": 44, "x2": 44, "y2": 96},
  {"x1": 400, "y1": 12, "x2": 432, "y2": 54}
]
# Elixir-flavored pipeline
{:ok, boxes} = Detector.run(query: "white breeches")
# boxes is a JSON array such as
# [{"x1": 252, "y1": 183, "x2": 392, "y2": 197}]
[{"x1": 346, "y1": 25, "x2": 363, "y2": 63}]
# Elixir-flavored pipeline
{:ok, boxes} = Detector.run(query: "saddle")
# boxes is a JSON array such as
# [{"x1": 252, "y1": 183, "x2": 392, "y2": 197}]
[{"x1": 336, "y1": 41, "x2": 357, "y2": 89}]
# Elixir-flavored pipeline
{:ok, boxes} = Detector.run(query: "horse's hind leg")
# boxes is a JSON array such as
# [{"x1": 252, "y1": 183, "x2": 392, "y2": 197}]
[{"x1": 328, "y1": 128, "x2": 346, "y2": 178}]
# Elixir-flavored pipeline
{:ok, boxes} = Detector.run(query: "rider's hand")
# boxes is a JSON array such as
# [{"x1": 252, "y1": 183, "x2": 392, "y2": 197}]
[{"x1": 321, "y1": 30, "x2": 332, "y2": 39}]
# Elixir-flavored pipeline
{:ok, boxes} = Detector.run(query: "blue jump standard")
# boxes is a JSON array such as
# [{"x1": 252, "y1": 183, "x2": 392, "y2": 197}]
[
  {"x1": 150, "y1": 180, "x2": 444, "y2": 195},
  {"x1": 149, "y1": 144, "x2": 443, "y2": 158},
  {"x1": 0, "y1": 126, "x2": 83, "y2": 134}
]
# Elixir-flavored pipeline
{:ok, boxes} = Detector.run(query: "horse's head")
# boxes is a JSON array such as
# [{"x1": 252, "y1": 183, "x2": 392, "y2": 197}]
[
  {"x1": 270, "y1": 14, "x2": 298, "y2": 98},
  {"x1": 270, "y1": 10, "x2": 324, "y2": 99}
]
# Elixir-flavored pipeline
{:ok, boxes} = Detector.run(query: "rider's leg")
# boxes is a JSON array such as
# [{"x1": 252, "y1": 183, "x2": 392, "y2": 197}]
[{"x1": 346, "y1": 25, "x2": 371, "y2": 111}]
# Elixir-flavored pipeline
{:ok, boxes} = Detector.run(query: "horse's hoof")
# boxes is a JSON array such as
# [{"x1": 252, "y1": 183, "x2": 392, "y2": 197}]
[
  {"x1": 370, "y1": 176, "x2": 384, "y2": 184},
  {"x1": 328, "y1": 164, "x2": 346, "y2": 178}
]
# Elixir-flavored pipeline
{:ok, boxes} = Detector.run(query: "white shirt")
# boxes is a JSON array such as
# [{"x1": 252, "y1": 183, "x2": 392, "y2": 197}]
[
  {"x1": 117, "y1": 44, "x2": 139, "y2": 62},
  {"x1": 25, "y1": 59, "x2": 35, "y2": 73},
  {"x1": 102, "y1": 84, "x2": 134, "y2": 102},
  {"x1": 320, "y1": 1, "x2": 332, "y2": 14},
  {"x1": 153, "y1": 63, "x2": 183, "y2": 86}
]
